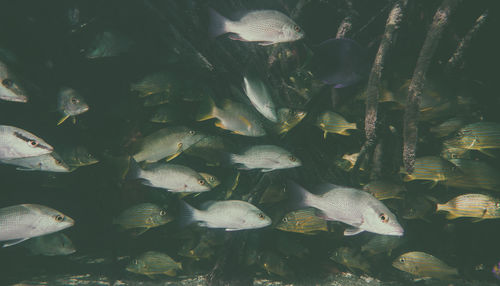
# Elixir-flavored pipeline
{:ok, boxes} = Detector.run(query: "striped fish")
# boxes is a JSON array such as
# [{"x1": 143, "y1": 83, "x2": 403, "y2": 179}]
[
  {"x1": 315, "y1": 111, "x2": 356, "y2": 138},
  {"x1": 273, "y1": 108, "x2": 307, "y2": 135},
  {"x1": 363, "y1": 180, "x2": 406, "y2": 200},
  {"x1": 444, "y1": 122, "x2": 500, "y2": 157},
  {"x1": 392, "y1": 251, "x2": 458, "y2": 280},
  {"x1": 275, "y1": 208, "x2": 328, "y2": 234},
  {"x1": 401, "y1": 156, "x2": 461, "y2": 188},
  {"x1": 436, "y1": 194, "x2": 500, "y2": 220},
  {"x1": 113, "y1": 203, "x2": 172, "y2": 234},
  {"x1": 445, "y1": 159, "x2": 500, "y2": 192}
]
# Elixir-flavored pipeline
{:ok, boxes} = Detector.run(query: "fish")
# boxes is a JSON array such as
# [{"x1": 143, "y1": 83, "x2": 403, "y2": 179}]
[
  {"x1": 56, "y1": 87, "x2": 89, "y2": 125},
  {"x1": 132, "y1": 126, "x2": 206, "y2": 163},
  {"x1": 436, "y1": 194, "x2": 500, "y2": 221},
  {"x1": 0, "y1": 125, "x2": 53, "y2": 160},
  {"x1": 150, "y1": 105, "x2": 184, "y2": 123},
  {"x1": 209, "y1": 9, "x2": 304, "y2": 45},
  {"x1": 315, "y1": 111, "x2": 357, "y2": 138},
  {"x1": 84, "y1": 30, "x2": 133, "y2": 59},
  {"x1": 57, "y1": 145, "x2": 99, "y2": 168},
  {"x1": 288, "y1": 181, "x2": 404, "y2": 236},
  {"x1": 131, "y1": 71, "x2": 177, "y2": 98},
  {"x1": 199, "y1": 173, "x2": 221, "y2": 188},
  {"x1": 430, "y1": 117, "x2": 466, "y2": 138},
  {"x1": 0, "y1": 60, "x2": 28, "y2": 102},
  {"x1": 126, "y1": 251, "x2": 182, "y2": 278},
  {"x1": 401, "y1": 156, "x2": 461, "y2": 188},
  {"x1": 23, "y1": 233, "x2": 76, "y2": 256},
  {"x1": 242, "y1": 76, "x2": 277, "y2": 122},
  {"x1": 127, "y1": 159, "x2": 211, "y2": 193},
  {"x1": 183, "y1": 135, "x2": 226, "y2": 166},
  {"x1": 493, "y1": 262, "x2": 500, "y2": 280},
  {"x1": 196, "y1": 96, "x2": 266, "y2": 137},
  {"x1": 440, "y1": 143, "x2": 470, "y2": 160},
  {"x1": 229, "y1": 145, "x2": 301, "y2": 172},
  {"x1": 310, "y1": 38, "x2": 369, "y2": 87},
  {"x1": 178, "y1": 239, "x2": 215, "y2": 261},
  {"x1": 260, "y1": 252, "x2": 294, "y2": 277},
  {"x1": 273, "y1": 108, "x2": 307, "y2": 135},
  {"x1": 330, "y1": 246, "x2": 371, "y2": 273},
  {"x1": 275, "y1": 208, "x2": 328, "y2": 234},
  {"x1": 363, "y1": 180, "x2": 406, "y2": 200},
  {"x1": 113, "y1": 203, "x2": 172, "y2": 235},
  {"x1": 0, "y1": 204, "x2": 74, "y2": 247},
  {"x1": 179, "y1": 200, "x2": 271, "y2": 231},
  {"x1": 445, "y1": 159, "x2": 500, "y2": 191},
  {"x1": 1, "y1": 152, "x2": 71, "y2": 172},
  {"x1": 361, "y1": 234, "x2": 403, "y2": 256},
  {"x1": 259, "y1": 180, "x2": 288, "y2": 204},
  {"x1": 443, "y1": 122, "x2": 500, "y2": 157},
  {"x1": 392, "y1": 251, "x2": 459, "y2": 280},
  {"x1": 400, "y1": 194, "x2": 436, "y2": 221}
]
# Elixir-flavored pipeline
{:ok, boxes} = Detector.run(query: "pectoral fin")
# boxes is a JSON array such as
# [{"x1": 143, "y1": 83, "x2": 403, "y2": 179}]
[
  {"x1": 130, "y1": 227, "x2": 150, "y2": 236},
  {"x1": 225, "y1": 228, "x2": 241, "y2": 231},
  {"x1": 258, "y1": 41, "x2": 275, "y2": 46},
  {"x1": 164, "y1": 269, "x2": 177, "y2": 277},
  {"x1": 344, "y1": 227, "x2": 364, "y2": 236},
  {"x1": 57, "y1": 114, "x2": 70, "y2": 126},
  {"x1": 165, "y1": 152, "x2": 181, "y2": 162},
  {"x1": 261, "y1": 168, "x2": 276, "y2": 173},
  {"x1": 479, "y1": 149, "x2": 496, "y2": 157},
  {"x1": 323, "y1": 131, "x2": 328, "y2": 139},
  {"x1": 3, "y1": 237, "x2": 29, "y2": 247},
  {"x1": 445, "y1": 212, "x2": 459, "y2": 220}
]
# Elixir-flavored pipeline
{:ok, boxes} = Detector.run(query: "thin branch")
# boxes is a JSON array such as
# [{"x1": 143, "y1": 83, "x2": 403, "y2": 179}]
[{"x1": 403, "y1": 0, "x2": 461, "y2": 173}]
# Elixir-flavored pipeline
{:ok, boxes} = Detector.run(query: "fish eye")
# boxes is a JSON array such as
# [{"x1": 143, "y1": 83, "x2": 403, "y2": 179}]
[
  {"x1": 399, "y1": 257, "x2": 406, "y2": 263},
  {"x1": 160, "y1": 210, "x2": 167, "y2": 216},
  {"x1": 54, "y1": 215, "x2": 65, "y2": 222},
  {"x1": 210, "y1": 176, "x2": 215, "y2": 182},
  {"x1": 189, "y1": 130, "x2": 196, "y2": 135},
  {"x1": 55, "y1": 159, "x2": 62, "y2": 165},
  {"x1": 198, "y1": 179, "x2": 205, "y2": 185},
  {"x1": 296, "y1": 111, "x2": 305, "y2": 117},
  {"x1": 379, "y1": 213, "x2": 389, "y2": 223},
  {"x1": 177, "y1": 142, "x2": 183, "y2": 148},
  {"x1": 496, "y1": 202, "x2": 500, "y2": 208},
  {"x1": 2, "y1": 78, "x2": 13, "y2": 88},
  {"x1": 289, "y1": 156, "x2": 296, "y2": 162},
  {"x1": 70, "y1": 97, "x2": 80, "y2": 104},
  {"x1": 282, "y1": 217, "x2": 288, "y2": 222},
  {"x1": 258, "y1": 213, "x2": 265, "y2": 220},
  {"x1": 293, "y1": 25, "x2": 301, "y2": 32},
  {"x1": 28, "y1": 140, "x2": 39, "y2": 147},
  {"x1": 133, "y1": 259, "x2": 139, "y2": 265}
]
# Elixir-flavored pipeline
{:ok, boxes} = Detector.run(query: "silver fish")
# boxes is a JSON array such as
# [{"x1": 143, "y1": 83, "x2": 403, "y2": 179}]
[
  {"x1": 0, "y1": 204, "x2": 74, "y2": 247},
  {"x1": 0, "y1": 60, "x2": 28, "y2": 103},
  {"x1": 127, "y1": 159, "x2": 211, "y2": 193},
  {"x1": 288, "y1": 181, "x2": 403, "y2": 236},
  {"x1": 0, "y1": 125, "x2": 53, "y2": 160},
  {"x1": 180, "y1": 200, "x2": 271, "y2": 231},
  {"x1": 1, "y1": 152, "x2": 70, "y2": 172},
  {"x1": 209, "y1": 9, "x2": 304, "y2": 45},
  {"x1": 57, "y1": 87, "x2": 89, "y2": 125},
  {"x1": 229, "y1": 145, "x2": 301, "y2": 172},
  {"x1": 23, "y1": 232, "x2": 76, "y2": 256},
  {"x1": 243, "y1": 76, "x2": 277, "y2": 122}
]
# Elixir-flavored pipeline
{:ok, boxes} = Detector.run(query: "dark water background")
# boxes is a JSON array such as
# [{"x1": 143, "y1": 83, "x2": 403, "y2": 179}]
[{"x1": 0, "y1": 0, "x2": 499, "y2": 285}]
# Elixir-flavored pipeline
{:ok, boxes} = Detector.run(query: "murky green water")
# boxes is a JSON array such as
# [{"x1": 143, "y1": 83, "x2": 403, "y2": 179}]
[{"x1": 0, "y1": 0, "x2": 499, "y2": 285}]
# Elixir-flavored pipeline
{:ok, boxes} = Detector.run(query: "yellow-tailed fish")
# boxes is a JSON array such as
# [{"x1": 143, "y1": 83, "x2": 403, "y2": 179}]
[
  {"x1": 436, "y1": 194, "x2": 500, "y2": 221},
  {"x1": 445, "y1": 159, "x2": 500, "y2": 191},
  {"x1": 199, "y1": 172, "x2": 221, "y2": 188},
  {"x1": 56, "y1": 87, "x2": 89, "y2": 125},
  {"x1": 401, "y1": 156, "x2": 461, "y2": 188},
  {"x1": 196, "y1": 96, "x2": 265, "y2": 137},
  {"x1": 0, "y1": 59, "x2": 28, "y2": 103},
  {"x1": 275, "y1": 208, "x2": 328, "y2": 234},
  {"x1": 229, "y1": 145, "x2": 301, "y2": 172},
  {"x1": 363, "y1": 180, "x2": 406, "y2": 200},
  {"x1": 272, "y1": 108, "x2": 307, "y2": 135},
  {"x1": 126, "y1": 251, "x2": 182, "y2": 278},
  {"x1": 392, "y1": 251, "x2": 458, "y2": 280},
  {"x1": 315, "y1": 111, "x2": 357, "y2": 138},
  {"x1": 443, "y1": 122, "x2": 500, "y2": 157},
  {"x1": 58, "y1": 145, "x2": 98, "y2": 168}
]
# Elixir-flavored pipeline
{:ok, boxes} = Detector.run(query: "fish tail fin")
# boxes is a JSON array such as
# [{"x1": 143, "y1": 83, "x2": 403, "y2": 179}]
[
  {"x1": 178, "y1": 200, "x2": 199, "y2": 227},
  {"x1": 208, "y1": 8, "x2": 229, "y2": 38},
  {"x1": 287, "y1": 180, "x2": 313, "y2": 209},
  {"x1": 196, "y1": 95, "x2": 216, "y2": 121},
  {"x1": 125, "y1": 158, "x2": 142, "y2": 180},
  {"x1": 349, "y1": 123, "x2": 357, "y2": 130},
  {"x1": 435, "y1": 203, "x2": 446, "y2": 212}
]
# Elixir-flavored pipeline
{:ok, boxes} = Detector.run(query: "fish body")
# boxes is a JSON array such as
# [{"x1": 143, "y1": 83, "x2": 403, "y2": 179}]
[
  {"x1": 58, "y1": 145, "x2": 98, "y2": 168},
  {"x1": 197, "y1": 97, "x2": 266, "y2": 137},
  {"x1": 275, "y1": 208, "x2": 328, "y2": 234},
  {"x1": 259, "y1": 180, "x2": 288, "y2": 204},
  {"x1": 132, "y1": 126, "x2": 205, "y2": 163},
  {"x1": 330, "y1": 246, "x2": 371, "y2": 273},
  {"x1": 209, "y1": 9, "x2": 304, "y2": 45},
  {"x1": 288, "y1": 181, "x2": 403, "y2": 236},
  {"x1": 361, "y1": 234, "x2": 403, "y2": 256},
  {"x1": 199, "y1": 173, "x2": 220, "y2": 188},
  {"x1": 315, "y1": 111, "x2": 357, "y2": 138},
  {"x1": 179, "y1": 200, "x2": 271, "y2": 231},
  {"x1": 131, "y1": 72, "x2": 176, "y2": 98},
  {"x1": 445, "y1": 159, "x2": 500, "y2": 191},
  {"x1": 0, "y1": 204, "x2": 74, "y2": 247},
  {"x1": 0, "y1": 125, "x2": 53, "y2": 160},
  {"x1": 430, "y1": 118, "x2": 465, "y2": 138},
  {"x1": 150, "y1": 105, "x2": 184, "y2": 123},
  {"x1": 85, "y1": 30, "x2": 133, "y2": 59},
  {"x1": 178, "y1": 239, "x2": 215, "y2": 260},
  {"x1": 1, "y1": 152, "x2": 70, "y2": 172},
  {"x1": 273, "y1": 108, "x2": 307, "y2": 135},
  {"x1": 126, "y1": 251, "x2": 182, "y2": 277},
  {"x1": 363, "y1": 180, "x2": 406, "y2": 200},
  {"x1": 401, "y1": 156, "x2": 459, "y2": 186},
  {"x1": 444, "y1": 122, "x2": 500, "y2": 155},
  {"x1": 260, "y1": 252, "x2": 293, "y2": 277},
  {"x1": 0, "y1": 60, "x2": 28, "y2": 103},
  {"x1": 229, "y1": 145, "x2": 301, "y2": 172},
  {"x1": 436, "y1": 194, "x2": 500, "y2": 220},
  {"x1": 57, "y1": 87, "x2": 89, "y2": 125},
  {"x1": 243, "y1": 76, "x2": 277, "y2": 122},
  {"x1": 113, "y1": 203, "x2": 172, "y2": 232},
  {"x1": 24, "y1": 233, "x2": 76, "y2": 256},
  {"x1": 127, "y1": 160, "x2": 210, "y2": 193},
  {"x1": 183, "y1": 135, "x2": 226, "y2": 165},
  {"x1": 400, "y1": 195, "x2": 435, "y2": 221},
  {"x1": 392, "y1": 251, "x2": 458, "y2": 280}
]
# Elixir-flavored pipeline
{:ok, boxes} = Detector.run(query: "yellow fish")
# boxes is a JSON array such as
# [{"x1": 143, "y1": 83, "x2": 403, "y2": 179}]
[
  {"x1": 393, "y1": 251, "x2": 458, "y2": 280},
  {"x1": 436, "y1": 193, "x2": 500, "y2": 221}
]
